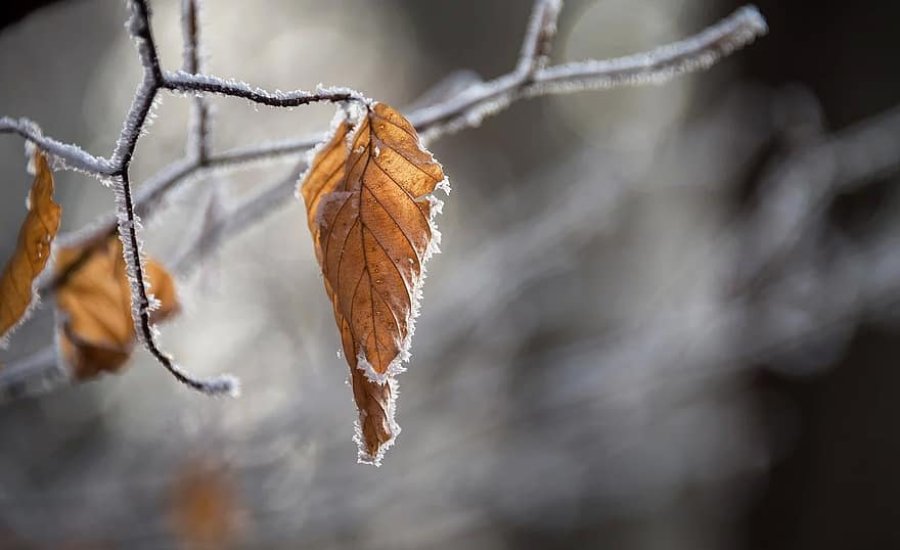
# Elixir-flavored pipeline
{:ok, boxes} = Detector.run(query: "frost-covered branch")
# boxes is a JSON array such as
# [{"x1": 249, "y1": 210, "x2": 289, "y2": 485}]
[
  {"x1": 0, "y1": 117, "x2": 112, "y2": 174},
  {"x1": 0, "y1": 0, "x2": 769, "y2": 399},
  {"x1": 108, "y1": 0, "x2": 237, "y2": 395},
  {"x1": 1, "y1": 4, "x2": 765, "y2": 178},
  {"x1": 126, "y1": 0, "x2": 162, "y2": 83},
  {"x1": 163, "y1": 73, "x2": 367, "y2": 108},
  {"x1": 146, "y1": 3, "x2": 768, "y2": 163},
  {"x1": 181, "y1": 0, "x2": 211, "y2": 163},
  {"x1": 413, "y1": 5, "x2": 768, "y2": 139},
  {"x1": 528, "y1": 6, "x2": 766, "y2": 93},
  {"x1": 516, "y1": 0, "x2": 563, "y2": 77}
]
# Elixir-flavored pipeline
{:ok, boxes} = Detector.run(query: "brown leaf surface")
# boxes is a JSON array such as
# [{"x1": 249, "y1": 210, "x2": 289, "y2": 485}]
[
  {"x1": 300, "y1": 103, "x2": 447, "y2": 464},
  {"x1": 55, "y1": 238, "x2": 179, "y2": 380},
  {"x1": 0, "y1": 149, "x2": 61, "y2": 344}
]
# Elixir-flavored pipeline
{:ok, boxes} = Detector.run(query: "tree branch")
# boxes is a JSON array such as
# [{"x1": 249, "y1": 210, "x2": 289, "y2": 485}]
[
  {"x1": 110, "y1": 0, "x2": 237, "y2": 395},
  {"x1": 0, "y1": 1, "x2": 769, "y2": 399},
  {"x1": 517, "y1": 0, "x2": 562, "y2": 77},
  {"x1": 181, "y1": 0, "x2": 211, "y2": 163},
  {"x1": 529, "y1": 6, "x2": 766, "y2": 92},
  {"x1": 162, "y1": 72, "x2": 367, "y2": 108},
  {"x1": 1, "y1": 5, "x2": 766, "y2": 177},
  {"x1": 0, "y1": 117, "x2": 112, "y2": 174},
  {"x1": 413, "y1": 5, "x2": 768, "y2": 139}
]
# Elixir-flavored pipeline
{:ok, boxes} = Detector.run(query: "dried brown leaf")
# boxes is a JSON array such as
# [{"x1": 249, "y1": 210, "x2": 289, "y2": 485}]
[
  {"x1": 0, "y1": 149, "x2": 61, "y2": 344},
  {"x1": 54, "y1": 238, "x2": 179, "y2": 380},
  {"x1": 169, "y1": 458, "x2": 243, "y2": 548},
  {"x1": 300, "y1": 103, "x2": 447, "y2": 464}
]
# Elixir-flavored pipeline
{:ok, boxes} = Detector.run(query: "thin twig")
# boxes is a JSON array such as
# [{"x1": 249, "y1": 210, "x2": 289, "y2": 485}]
[
  {"x1": 414, "y1": 5, "x2": 768, "y2": 139},
  {"x1": 163, "y1": 72, "x2": 367, "y2": 108},
  {"x1": 111, "y1": 0, "x2": 237, "y2": 395},
  {"x1": 0, "y1": 117, "x2": 112, "y2": 174},
  {"x1": 172, "y1": 161, "x2": 308, "y2": 275},
  {"x1": 516, "y1": 0, "x2": 563, "y2": 77},
  {"x1": 528, "y1": 6, "x2": 767, "y2": 92},
  {"x1": 181, "y1": 0, "x2": 211, "y2": 163}
]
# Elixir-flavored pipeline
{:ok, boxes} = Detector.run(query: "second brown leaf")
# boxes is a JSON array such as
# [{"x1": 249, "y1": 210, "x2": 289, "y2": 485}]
[{"x1": 55, "y1": 238, "x2": 180, "y2": 380}]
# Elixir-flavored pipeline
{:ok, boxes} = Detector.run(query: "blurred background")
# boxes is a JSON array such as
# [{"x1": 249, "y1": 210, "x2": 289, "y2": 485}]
[{"x1": 1, "y1": 0, "x2": 899, "y2": 548}]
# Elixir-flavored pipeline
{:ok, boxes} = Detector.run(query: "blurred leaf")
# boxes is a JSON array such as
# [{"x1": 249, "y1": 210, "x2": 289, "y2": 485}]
[
  {"x1": 300, "y1": 103, "x2": 447, "y2": 464},
  {"x1": 54, "y1": 238, "x2": 179, "y2": 380},
  {"x1": 169, "y1": 458, "x2": 242, "y2": 549},
  {"x1": 0, "y1": 149, "x2": 61, "y2": 344}
]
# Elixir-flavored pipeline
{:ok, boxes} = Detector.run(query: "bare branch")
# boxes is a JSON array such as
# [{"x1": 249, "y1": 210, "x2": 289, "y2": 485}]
[
  {"x1": 125, "y1": 0, "x2": 162, "y2": 82},
  {"x1": 1, "y1": 5, "x2": 765, "y2": 177},
  {"x1": 414, "y1": 5, "x2": 768, "y2": 139},
  {"x1": 114, "y1": 168, "x2": 238, "y2": 395},
  {"x1": 181, "y1": 0, "x2": 211, "y2": 163},
  {"x1": 136, "y1": 5, "x2": 768, "y2": 166},
  {"x1": 180, "y1": 0, "x2": 201, "y2": 75},
  {"x1": 109, "y1": 0, "x2": 237, "y2": 395},
  {"x1": 528, "y1": 6, "x2": 767, "y2": 93},
  {"x1": 517, "y1": 0, "x2": 563, "y2": 77},
  {"x1": 162, "y1": 72, "x2": 367, "y2": 108},
  {"x1": 111, "y1": 0, "x2": 164, "y2": 170},
  {"x1": 0, "y1": 117, "x2": 112, "y2": 175},
  {"x1": 205, "y1": 139, "x2": 317, "y2": 168}
]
